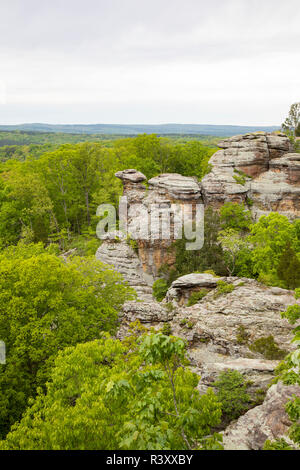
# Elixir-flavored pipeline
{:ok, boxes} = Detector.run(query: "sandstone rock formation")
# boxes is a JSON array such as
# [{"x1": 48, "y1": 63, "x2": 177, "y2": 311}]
[
  {"x1": 111, "y1": 132, "x2": 299, "y2": 280},
  {"x1": 115, "y1": 170, "x2": 202, "y2": 279},
  {"x1": 250, "y1": 152, "x2": 300, "y2": 220},
  {"x1": 95, "y1": 132, "x2": 300, "y2": 448},
  {"x1": 95, "y1": 231, "x2": 153, "y2": 301},
  {"x1": 222, "y1": 382, "x2": 300, "y2": 450},
  {"x1": 202, "y1": 132, "x2": 299, "y2": 220},
  {"x1": 164, "y1": 274, "x2": 298, "y2": 390},
  {"x1": 165, "y1": 272, "x2": 224, "y2": 305},
  {"x1": 112, "y1": 270, "x2": 299, "y2": 393}
]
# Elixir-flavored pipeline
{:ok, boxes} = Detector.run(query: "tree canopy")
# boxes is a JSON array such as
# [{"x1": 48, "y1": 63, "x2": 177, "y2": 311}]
[
  {"x1": 0, "y1": 329, "x2": 222, "y2": 450},
  {"x1": 0, "y1": 243, "x2": 135, "y2": 437}
]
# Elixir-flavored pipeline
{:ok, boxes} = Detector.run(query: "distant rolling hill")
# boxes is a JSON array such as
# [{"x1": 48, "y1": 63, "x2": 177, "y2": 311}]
[{"x1": 0, "y1": 123, "x2": 279, "y2": 137}]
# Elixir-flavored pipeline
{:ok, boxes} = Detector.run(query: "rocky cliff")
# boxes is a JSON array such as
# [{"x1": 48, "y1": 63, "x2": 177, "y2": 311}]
[
  {"x1": 118, "y1": 273, "x2": 298, "y2": 391},
  {"x1": 202, "y1": 132, "x2": 300, "y2": 220},
  {"x1": 110, "y1": 132, "x2": 299, "y2": 279},
  {"x1": 95, "y1": 131, "x2": 300, "y2": 448}
]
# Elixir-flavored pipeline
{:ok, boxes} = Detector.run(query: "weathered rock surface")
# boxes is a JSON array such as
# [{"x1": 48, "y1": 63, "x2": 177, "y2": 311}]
[
  {"x1": 115, "y1": 170, "x2": 202, "y2": 278},
  {"x1": 166, "y1": 273, "x2": 224, "y2": 305},
  {"x1": 202, "y1": 132, "x2": 299, "y2": 219},
  {"x1": 112, "y1": 271, "x2": 299, "y2": 392},
  {"x1": 163, "y1": 274, "x2": 299, "y2": 389},
  {"x1": 148, "y1": 173, "x2": 202, "y2": 201},
  {"x1": 201, "y1": 165, "x2": 251, "y2": 207},
  {"x1": 223, "y1": 382, "x2": 300, "y2": 450},
  {"x1": 250, "y1": 153, "x2": 300, "y2": 220},
  {"x1": 95, "y1": 231, "x2": 153, "y2": 301},
  {"x1": 117, "y1": 300, "x2": 175, "y2": 339}
]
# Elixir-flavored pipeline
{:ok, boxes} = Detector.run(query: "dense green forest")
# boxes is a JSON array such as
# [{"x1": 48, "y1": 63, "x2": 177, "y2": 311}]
[
  {"x1": 0, "y1": 130, "x2": 299, "y2": 450},
  {"x1": 0, "y1": 133, "x2": 216, "y2": 250},
  {"x1": 0, "y1": 130, "x2": 219, "y2": 162}
]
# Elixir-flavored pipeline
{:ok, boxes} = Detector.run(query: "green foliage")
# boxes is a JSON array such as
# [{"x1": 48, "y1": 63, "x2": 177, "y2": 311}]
[
  {"x1": 152, "y1": 279, "x2": 169, "y2": 302},
  {"x1": 212, "y1": 370, "x2": 251, "y2": 422},
  {"x1": 126, "y1": 235, "x2": 139, "y2": 254},
  {"x1": 277, "y1": 243, "x2": 300, "y2": 289},
  {"x1": 203, "y1": 269, "x2": 218, "y2": 276},
  {"x1": 286, "y1": 397, "x2": 300, "y2": 445},
  {"x1": 0, "y1": 331, "x2": 222, "y2": 450},
  {"x1": 164, "y1": 302, "x2": 176, "y2": 313},
  {"x1": 214, "y1": 281, "x2": 235, "y2": 299},
  {"x1": 249, "y1": 336, "x2": 287, "y2": 360},
  {"x1": 245, "y1": 196, "x2": 254, "y2": 207},
  {"x1": 249, "y1": 213, "x2": 299, "y2": 286},
  {"x1": 282, "y1": 102, "x2": 300, "y2": 138},
  {"x1": 0, "y1": 244, "x2": 134, "y2": 438},
  {"x1": 187, "y1": 289, "x2": 209, "y2": 306},
  {"x1": 220, "y1": 202, "x2": 252, "y2": 232},
  {"x1": 168, "y1": 207, "x2": 227, "y2": 281},
  {"x1": 179, "y1": 319, "x2": 194, "y2": 330},
  {"x1": 218, "y1": 228, "x2": 250, "y2": 276},
  {"x1": 160, "y1": 323, "x2": 172, "y2": 336},
  {"x1": 0, "y1": 134, "x2": 216, "y2": 250},
  {"x1": 263, "y1": 438, "x2": 293, "y2": 450},
  {"x1": 233, "y1": 169, "x2": 248, "y2": 186},
  {"x1": 281, "y1": 304, "x2": 300, "y2": 325},
  {"x1": 267, "y1": 300, "x2": 300, "y2": 450},
  {"x1": 236, "y1": 325, "x2": 250, "y2": 345}
]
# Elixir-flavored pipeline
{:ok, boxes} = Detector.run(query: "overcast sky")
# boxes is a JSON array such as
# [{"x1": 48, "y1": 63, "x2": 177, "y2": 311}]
[{"x1": 0, "y1": 0, "x2": 299, "y2": 125}]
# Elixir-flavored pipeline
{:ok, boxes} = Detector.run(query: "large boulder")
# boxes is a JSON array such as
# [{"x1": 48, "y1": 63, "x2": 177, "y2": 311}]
[{"x1": 148, "y1": 173, "x2": 202, "y2": 201}]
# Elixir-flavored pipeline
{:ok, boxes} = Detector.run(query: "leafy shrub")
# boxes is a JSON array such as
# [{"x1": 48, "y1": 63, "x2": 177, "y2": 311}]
[
  {"x1": 187, "y1": 289, "x2": 209, "y2": 306},
  {"x1": 220, "y1": 202, "x2": 252, "y2": 231},
  {"x1": 161, "y1": 322, "x2": 172, "y2": 336},
  {"x1": 233, "y1": 169, "x2": 248, "y2": 186},
  {"x1": 281, "y1": 304, "x2": 300, "y2": 324},
  {"x1": 246, "y1": 196, "x2": 254, "y2": 207},
  {"x1": 212, "y1": 370, "x2": 251, "y2": 422},
  {"x1": 249, "y1": 336, "x2": 287, "y2": 360},
  {"x1": 277, "y1": 242, "x2": 300, "y2": 289},
  {"x1": 126, "y1": 236, "x2": 139, "y2": 254},
  {"x1": 214, "y1": 281, "x2": 235, "y2": 299},
  {"x1": 236, "y1": 325, "x2": 250, "y2": 345},
  {"x1": 152, "y1": 279, "x2": 168, "y2": 302},
  {"x1": 179, "y1": 318, "x2": 194, "y2": 329},
  {"x1": 263, "y1": 438, "x2": 293, "y2": 450}
]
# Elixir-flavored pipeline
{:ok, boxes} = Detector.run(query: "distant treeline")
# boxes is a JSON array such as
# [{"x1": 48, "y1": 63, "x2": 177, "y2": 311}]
[
  {"x1": 0, "y1": 122, "x2": 279, "y2": 136},
  {"x1": 0, "y1": 131, "x2": 220, "y2": 162}
]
